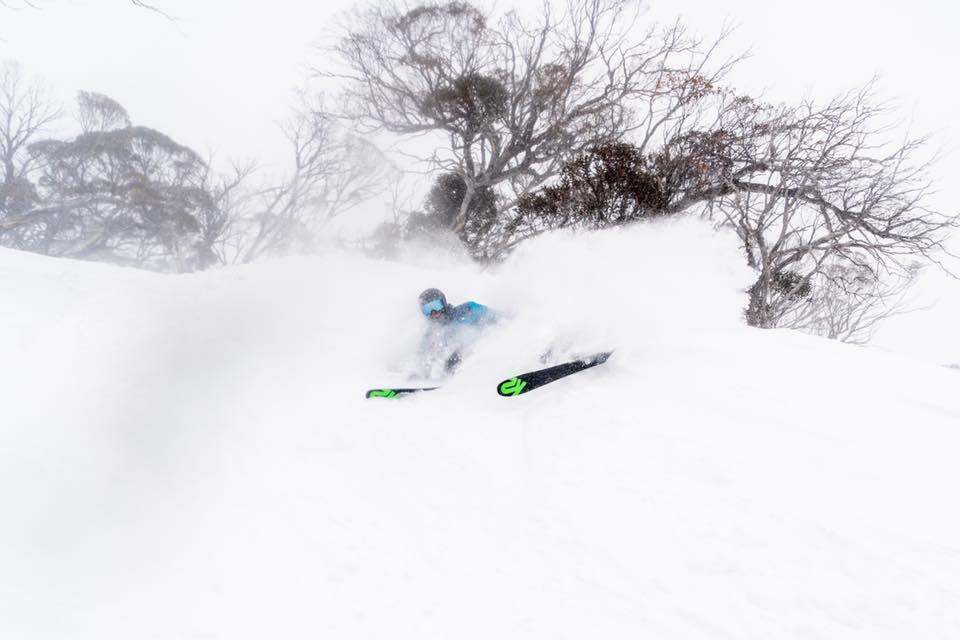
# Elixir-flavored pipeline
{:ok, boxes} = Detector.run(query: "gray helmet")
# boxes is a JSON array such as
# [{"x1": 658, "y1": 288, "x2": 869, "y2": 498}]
[
  {"x1": 419, "y1": 288, "x2": 448, "y2": 318},
  {"x1": 418, "y1": 288, "x2": 447, "y2": 307}
]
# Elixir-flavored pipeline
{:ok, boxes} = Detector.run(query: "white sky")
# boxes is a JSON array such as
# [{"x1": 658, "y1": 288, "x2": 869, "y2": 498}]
[
  {"x1": 2, "y1": 0, "x2": 959, "y2": 358},
  {"x1": 3, "y1": 0, "x2": 958, "y2": 186}
]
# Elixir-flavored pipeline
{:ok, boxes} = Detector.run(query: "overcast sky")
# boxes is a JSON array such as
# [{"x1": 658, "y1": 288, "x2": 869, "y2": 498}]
[{"x1": 3, "y1": 0, "x2": 959, "y2": 187}]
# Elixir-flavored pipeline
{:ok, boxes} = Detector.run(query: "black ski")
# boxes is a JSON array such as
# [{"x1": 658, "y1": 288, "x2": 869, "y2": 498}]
[
  {"x1": 496, "y1": 351, "x2": 613, "y2": 397},
  {"x1": 365, "y1": 387, "x2": 439, "y2": 399}
]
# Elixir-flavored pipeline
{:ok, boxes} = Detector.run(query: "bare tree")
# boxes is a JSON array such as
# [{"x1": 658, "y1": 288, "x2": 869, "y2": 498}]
[
  {"x1": 782, "y1": 262, "x2": 919, "y2": 344},
  {"x1": 199, "y1": 161, "x2": 254, "y2": 267},
  {"x1": 680, "y1": 86, "x2": 958, "y2": 329},
  {"x1": 229, "y1": 97, "x2": 397, "y2": 263},
  {"x1": 507, "y1": 81, "x2": 955, "y2": 338},
  {"x1": 327, "y1": 0, "x2": 739, "y2": 259},
  {"x1": 0, "y1": 61, "x2": 59, "y2": 248}
]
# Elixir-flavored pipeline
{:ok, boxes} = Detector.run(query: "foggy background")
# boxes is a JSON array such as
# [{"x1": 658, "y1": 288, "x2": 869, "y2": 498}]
[{"x1": 2, "y1": 0, "x2": 959, "y2": 359}]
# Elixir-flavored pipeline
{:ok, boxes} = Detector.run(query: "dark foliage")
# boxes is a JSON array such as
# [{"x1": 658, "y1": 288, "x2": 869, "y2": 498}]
[
  {"x1": 421, "y1": 172, "x2": 497, "y2": 253},
  {"x1": 420, "y1": 73, "x2": 509, "y2": 135},
  {"x1": 772, "y1": 270, "x2": 812, "y2": 300},
  {"x1": 514, "y1": 142, "x2": 671, "y2": 231},
  {"x1": 747, "y1": 270, "x2": 812, "y2": 327}
]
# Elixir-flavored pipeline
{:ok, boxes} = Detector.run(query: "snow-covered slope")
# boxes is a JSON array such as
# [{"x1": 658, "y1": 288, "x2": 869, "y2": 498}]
[{"x1": 2, "y1": 220, "x2": 959, "y2": 639}]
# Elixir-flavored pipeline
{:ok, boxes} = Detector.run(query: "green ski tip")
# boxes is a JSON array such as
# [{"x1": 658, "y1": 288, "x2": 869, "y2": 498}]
[
  {"x1": 497, "y1": 377, "x2": 528, "y2": 396},
  {"x1": 366, "y1": 389, "x2": 399, "y2": 399}
]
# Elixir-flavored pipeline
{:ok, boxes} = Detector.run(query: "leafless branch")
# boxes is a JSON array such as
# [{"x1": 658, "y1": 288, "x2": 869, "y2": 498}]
[
  {"x1": 324, "y1": 0, "x2": 741, "y2": 259},
  {"x1": 0, "y1": 61, "x2": 60, "y2": 246},
  {"x1": 228, "y1": 95, "x2": 397, "y2": 263},
  {"x1": 130, "y1": 0, "x2": 174, "y2": 20}
]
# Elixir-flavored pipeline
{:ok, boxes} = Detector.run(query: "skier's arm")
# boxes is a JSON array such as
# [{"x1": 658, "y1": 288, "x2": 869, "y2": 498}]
[{"x1": 464, "y1": 301, "x2": 500, "y2": 325}]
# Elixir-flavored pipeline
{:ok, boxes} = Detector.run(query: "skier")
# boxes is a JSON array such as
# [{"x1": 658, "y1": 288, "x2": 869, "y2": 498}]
[
  {"x1": 364, "y1": 289, "x2": 611, "y2": 398},
  {"x1": 417, "y1": 287, "x2": 497, "y2": 376}
]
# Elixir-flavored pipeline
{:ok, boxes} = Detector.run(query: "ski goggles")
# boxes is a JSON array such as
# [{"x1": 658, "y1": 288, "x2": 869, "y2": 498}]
[{"x1": 421, "y1": 299, "x2": 445, "y2": 316}]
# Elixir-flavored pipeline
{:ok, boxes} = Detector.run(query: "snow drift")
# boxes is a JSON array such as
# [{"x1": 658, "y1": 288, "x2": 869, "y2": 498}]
[{"x1": 2, "y1": 218, "x2": 959, "y2": 639}]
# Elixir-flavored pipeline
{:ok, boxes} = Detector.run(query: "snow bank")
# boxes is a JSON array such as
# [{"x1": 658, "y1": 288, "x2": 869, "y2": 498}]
[
  {"x1": 2, "y1": 218, "x2": 959, "y2": 640},
  {"x1": 486, "y1": 218, "x2": 752, "y2": 363}
]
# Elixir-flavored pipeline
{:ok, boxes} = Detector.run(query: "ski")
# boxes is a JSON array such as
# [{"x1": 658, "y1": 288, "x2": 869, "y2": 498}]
[
  {"x1": 496, "y1": 351, "x2": 613, "y2": 397},
  {"x1": 365, "y1": 387, "x2": 439, "y2": 399},
  {"x1": 369, "y1": 351, "x2": 612, "y2": 399}
]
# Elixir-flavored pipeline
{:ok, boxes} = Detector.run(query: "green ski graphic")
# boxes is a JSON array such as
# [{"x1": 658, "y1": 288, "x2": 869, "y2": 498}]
[
  {"x1": 365, "y1": 387, "x2": 439, "y2": 399},
  {"x1": 498, "y1": 377, "x2": 528, "y2": 396}
]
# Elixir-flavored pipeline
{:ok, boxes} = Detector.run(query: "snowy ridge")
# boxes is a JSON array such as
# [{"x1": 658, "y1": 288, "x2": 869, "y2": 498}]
[{"x1": 2, "y1": 219, "x2": 959, "y2": 639}]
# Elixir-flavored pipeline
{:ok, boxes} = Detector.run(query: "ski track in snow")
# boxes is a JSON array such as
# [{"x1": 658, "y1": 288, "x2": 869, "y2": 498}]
[{"x1": 1, "y1": 219, "x2": 959, "y2": 639}]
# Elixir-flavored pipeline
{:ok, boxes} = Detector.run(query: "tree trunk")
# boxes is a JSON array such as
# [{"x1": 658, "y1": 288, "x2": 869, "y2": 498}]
[
  {"x1": 451, "y1": 181, "x2": 476, "y2": 236},
  {"x1": 746, "y1": 276, "x2": 771, "y2": 328}
]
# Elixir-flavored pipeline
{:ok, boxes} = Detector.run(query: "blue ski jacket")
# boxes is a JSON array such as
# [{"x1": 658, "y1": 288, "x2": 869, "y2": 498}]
[{"x1": 442, "y1": 301, "x2": 496, "y2": 326}]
